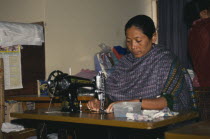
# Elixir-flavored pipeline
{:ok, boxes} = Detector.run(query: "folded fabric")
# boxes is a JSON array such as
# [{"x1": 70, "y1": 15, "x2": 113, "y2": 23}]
[
  {"x1": 113, "y1": 46, "x2": 127, "y2": 55},
  {"x1": 112, "y1": 46, "x2": 127, "y2": 60},
  {"x1": 126, "y1": 107, "x2": 179, "y2": 121},
  {"x1": 0, "y1": 21, "x2": 44, "y2": 46},
  {"x1": 1, "y1": 122, "x2": 25, "y2": 133},
  {"x1": 112, "y1": 48, "x2": 123, "y2": 59},
  {"x1": 74, "y1": 69, "x2": 98, "y2": 80},
  {"x1": 94, "y1": 52, "x2": 118, "y2": 77}
]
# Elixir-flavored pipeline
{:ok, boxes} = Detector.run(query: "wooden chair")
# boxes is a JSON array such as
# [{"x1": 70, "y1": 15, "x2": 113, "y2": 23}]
[{"x1": 195, "y1": 87, "x2": 210, "y2": 120}]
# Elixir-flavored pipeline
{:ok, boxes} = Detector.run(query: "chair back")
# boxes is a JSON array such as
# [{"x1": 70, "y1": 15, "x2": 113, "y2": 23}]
[{"x1": 195, "y1": 87, "x2": 210, "y2": 120}]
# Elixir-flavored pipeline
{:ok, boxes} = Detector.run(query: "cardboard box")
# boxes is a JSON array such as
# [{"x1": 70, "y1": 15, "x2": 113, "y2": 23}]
[
  {"x1": 2, "y1": 128, "x2": 36, "y2": 139},
  {"x1": 4, "y1": 102, "x2": 23, "y2": 123}
]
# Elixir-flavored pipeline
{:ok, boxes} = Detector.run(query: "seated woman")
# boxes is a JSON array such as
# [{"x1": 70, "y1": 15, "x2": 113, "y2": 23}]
[{"x1": 87, "y1": 15, "x2": 193, "y2": 113}]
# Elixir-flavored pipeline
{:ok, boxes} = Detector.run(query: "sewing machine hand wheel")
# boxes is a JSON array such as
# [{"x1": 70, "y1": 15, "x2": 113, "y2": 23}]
[{"x1": 47, "y1": 70, "x2": 63, "y2": 97}]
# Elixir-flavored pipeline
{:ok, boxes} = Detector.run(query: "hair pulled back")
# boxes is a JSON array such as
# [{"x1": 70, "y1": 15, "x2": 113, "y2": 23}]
[{"x1": 125, "y1": 15, "x2": 156, "y2": 39}]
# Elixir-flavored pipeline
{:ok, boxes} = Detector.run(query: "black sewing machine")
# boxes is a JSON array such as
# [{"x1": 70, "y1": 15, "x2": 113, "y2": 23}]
[{"x1": 47, "y1": 70, "x2": 106, "y2": 113}]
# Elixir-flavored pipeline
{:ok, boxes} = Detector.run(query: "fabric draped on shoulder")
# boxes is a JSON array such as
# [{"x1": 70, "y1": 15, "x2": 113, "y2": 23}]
[
  {"x1": 160, "y1": 58, "x2": 193, "y2": 111},
  {"x1": 106, "y1": 44, "x2": 193, "y2": 112}
]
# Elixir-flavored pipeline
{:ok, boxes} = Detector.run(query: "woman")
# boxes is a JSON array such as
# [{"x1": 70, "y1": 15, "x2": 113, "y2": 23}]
[
  {"x1": 185, "y1": 0, "x2": 210, "y2": 87},
  {"x1": 88, "y1": 15, "x2": 193, "y2": 112}
]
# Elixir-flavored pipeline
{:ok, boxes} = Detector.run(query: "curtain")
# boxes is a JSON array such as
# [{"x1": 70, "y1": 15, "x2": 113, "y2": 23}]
[{"x1": 158, "y1": 0, "x2": 191, "y2": 68}]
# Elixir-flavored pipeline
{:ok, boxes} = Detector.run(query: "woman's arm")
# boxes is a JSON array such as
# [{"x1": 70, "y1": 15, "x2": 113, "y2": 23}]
[
  {"x1": 141, "y1": 97, "x2": 167, "y2": 109},
  {"x1": 106, "y1": 97, "x2": 167, "y2": 113},
  {"x1": 87, "y1": 97, "x2": 167, "y2": 113}
]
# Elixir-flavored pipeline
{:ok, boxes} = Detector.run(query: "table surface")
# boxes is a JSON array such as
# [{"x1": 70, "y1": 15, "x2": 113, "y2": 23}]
[
  {"x1": 165, "y1": 120, "x2": 210, "y2": 139},
  {"x1": 11, "y1": 108, "x2": 198, "y2": 130}
]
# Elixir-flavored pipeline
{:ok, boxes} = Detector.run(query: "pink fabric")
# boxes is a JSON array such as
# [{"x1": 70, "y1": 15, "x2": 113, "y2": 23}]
[{"x1": 193, "y1": 75, "x2": 200, "y2": 87}]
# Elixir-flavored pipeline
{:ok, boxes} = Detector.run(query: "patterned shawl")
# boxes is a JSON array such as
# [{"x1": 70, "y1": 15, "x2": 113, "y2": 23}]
[{"x1": 106, "y1": 44, "x2": 193, "y2": 112}]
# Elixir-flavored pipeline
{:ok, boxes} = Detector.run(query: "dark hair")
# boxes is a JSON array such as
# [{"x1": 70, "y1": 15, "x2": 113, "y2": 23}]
[
  {"x1": 125, "y1": 15, "x2": 156, "y2": 39},
  {"x1": 184, "y1": 0, "x2": 210, "y2": 27},
  {"x1": 194, "y1": 0, "x2": 210, "y2": 11}
]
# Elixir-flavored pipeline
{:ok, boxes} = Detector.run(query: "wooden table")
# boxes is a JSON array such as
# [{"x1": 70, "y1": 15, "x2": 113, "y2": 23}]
[
  {"x1": 165, "y1": 120, "x2": 210, "y2": 139},
  {"x1": 11, "y1": 108, "x2": 198, "y2": 130}
]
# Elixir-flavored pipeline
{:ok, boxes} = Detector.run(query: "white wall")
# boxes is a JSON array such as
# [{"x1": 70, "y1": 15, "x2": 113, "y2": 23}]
[
  {"x1": 0, "y1": 0, "x2": 153, "y2": 77},
  {"x1": 0, "y1": 0, "x2": 45, "y2": 23}
]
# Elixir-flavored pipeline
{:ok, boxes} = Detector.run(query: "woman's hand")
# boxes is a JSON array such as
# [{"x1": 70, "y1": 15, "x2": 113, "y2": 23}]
[
  {"x1": 106, "y1": 101, "x2": 121, "y2": 113},
  {"x1": 87, "y1": 98, "x2": 100, "y2": 111}
]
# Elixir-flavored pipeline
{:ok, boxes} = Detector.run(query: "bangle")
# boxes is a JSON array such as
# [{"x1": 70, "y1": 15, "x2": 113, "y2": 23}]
[
  {"x1": 139, "y1": 98, "x2": 143, "y2": 110},
  {"x1": 161, "y1": 93, "x2": 173, "y2": 110},
  {"x1": 139, "y1": 98, "x2": 142, "y2": 103}
]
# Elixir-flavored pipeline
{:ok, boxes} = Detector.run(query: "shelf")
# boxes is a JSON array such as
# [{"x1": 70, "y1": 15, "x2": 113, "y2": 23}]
[
  {"x1": 5, "y1": 95, "x2": 94, "y2": 102},
  {"x1": 5, "y1": 95, "x2": 57, "y2": 101}
]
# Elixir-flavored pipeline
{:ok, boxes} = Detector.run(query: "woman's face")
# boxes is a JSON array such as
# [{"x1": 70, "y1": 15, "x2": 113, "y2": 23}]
[
  {"x1": 199, "y1": 9, "x2": 210, "y2": 18},
  {"x1": 126, "y1": 26, "x2": 156, "y2": 58}
]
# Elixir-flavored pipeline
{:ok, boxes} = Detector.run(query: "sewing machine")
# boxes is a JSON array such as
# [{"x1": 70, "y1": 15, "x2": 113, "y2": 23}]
[{"x1": 47, "y1": 70, "x2": 106, "y2": 113}]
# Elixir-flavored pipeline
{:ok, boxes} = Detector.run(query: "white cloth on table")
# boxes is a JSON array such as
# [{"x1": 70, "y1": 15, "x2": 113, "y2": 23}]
[
  {"x1": 126, "y1": 107, "x2": 179, "y2": 121},
  {"x1": 1, "y1": 122, "x2": 25, "y2": 133}
]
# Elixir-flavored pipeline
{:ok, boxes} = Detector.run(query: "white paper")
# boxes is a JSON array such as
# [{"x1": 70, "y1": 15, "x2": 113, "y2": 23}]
[{"x1": 0, "y1": 47, "x2": 23, "y2": 90}]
